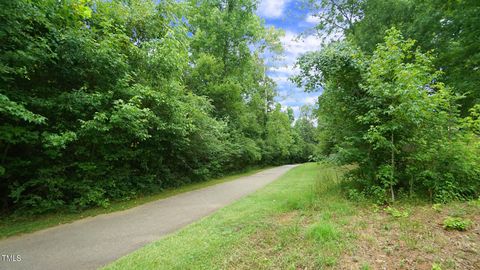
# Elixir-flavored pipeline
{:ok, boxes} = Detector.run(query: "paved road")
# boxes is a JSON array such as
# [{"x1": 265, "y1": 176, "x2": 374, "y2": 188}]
[{"x1": 0, "y1": 165, "x2": 297, "y2": 270}]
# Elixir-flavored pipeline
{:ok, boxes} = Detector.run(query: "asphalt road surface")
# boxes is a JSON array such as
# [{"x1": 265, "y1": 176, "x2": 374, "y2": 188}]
[{"x1": 0, "y1": 165, "x2": 297, "y2": 270}]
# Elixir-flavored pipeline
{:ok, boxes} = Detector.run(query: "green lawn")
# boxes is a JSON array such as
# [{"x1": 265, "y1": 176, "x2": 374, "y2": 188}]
[
  {"x1": 104, "y1": 163, "x2": 480, "y2": 270},
  {"x1": 0, "y1": 166, "x2": 270, "y2": 239}
]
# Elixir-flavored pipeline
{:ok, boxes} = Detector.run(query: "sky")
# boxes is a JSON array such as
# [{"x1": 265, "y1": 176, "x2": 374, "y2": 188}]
[{"x1": 256, "y1": 0, "x2": 322, "y2": 117}]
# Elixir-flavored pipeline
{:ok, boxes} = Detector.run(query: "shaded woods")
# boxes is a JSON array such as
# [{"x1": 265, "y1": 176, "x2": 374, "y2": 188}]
[{"x1": 0, "y1": 0, "x2": 317, "y2": 214}]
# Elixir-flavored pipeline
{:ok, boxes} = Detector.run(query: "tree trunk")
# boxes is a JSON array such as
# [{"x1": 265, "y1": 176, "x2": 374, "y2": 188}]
[{"x1": 390, "y1": 132, "x2": 395, "y2": 202}]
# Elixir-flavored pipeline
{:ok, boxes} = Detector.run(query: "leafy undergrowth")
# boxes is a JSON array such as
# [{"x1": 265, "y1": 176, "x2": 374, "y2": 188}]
[
  {"x1": 104, "y1": 163, "x2": 480, "y2": 270},
  {"x1": 0, "y1": 166, "x2": 271, "y2": 239}
]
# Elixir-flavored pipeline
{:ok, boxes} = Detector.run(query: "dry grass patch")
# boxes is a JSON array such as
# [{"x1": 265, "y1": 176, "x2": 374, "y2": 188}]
[{"x1": 339, "y1": 203, "x2": 480, "y2": 270}]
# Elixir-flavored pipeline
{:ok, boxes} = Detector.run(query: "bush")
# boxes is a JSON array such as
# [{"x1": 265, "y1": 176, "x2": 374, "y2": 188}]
[
  {"x1": 384, "y1": 206, "x2": 409, "y2": 218},
  {"x1": 443, "y1": 217, "x2": 473, "y2": 231}
]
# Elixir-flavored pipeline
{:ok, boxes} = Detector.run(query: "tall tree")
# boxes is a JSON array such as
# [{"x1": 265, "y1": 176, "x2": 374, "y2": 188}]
[
  {"x1": 294, "y1": 29, "x2": 480, "y2": 202},
  {"x1": 305, "y1": 0, "x2": 480, "y2": 114}
]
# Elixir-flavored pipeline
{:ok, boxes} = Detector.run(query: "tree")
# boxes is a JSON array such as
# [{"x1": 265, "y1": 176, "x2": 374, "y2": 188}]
[
  {"x1": 185, "y1": 0, "x2": 287, "y2": 167},
  {"x1": 0, "y1": 0, "x2": 306, "y2": 215},
  {"x1": 294, "y1": 28, "x2": 480, "y2": 202},
  {"x1": 303, "y1": 0, "x2": 364, "y2": 41},
  {"x1": 305, "y1": 0, "x2": 480, "y2": 114},
  {"x1": 264, "y1": 104, "x2": 294, "y2": 164}
]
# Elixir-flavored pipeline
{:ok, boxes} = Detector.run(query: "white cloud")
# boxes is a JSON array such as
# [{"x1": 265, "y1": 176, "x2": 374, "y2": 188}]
[
  {"x1": 271, "y1": 75, "x2": 289, "y2": 83},
  {"x1": 270, "y1": 66, "x2": 299, "y2": 76},
  {"x1": 304, "y1": 96, "x2": 318, "y2": 105},
  {"x1": 266, "y1": 30, "x2": 323, "y2": 117},
  {"x1": 277, "y1": 90, "x2": 288, "y2": 96},
  {"x1": 267, "y1": 31, "x2": 322, "y2": 89},
  {"x1": 277, "y1": 94, "x2": 318, "y2": 107},
  {"x1": 305, "y1": 15, "x2": 320, "y2": 24},
  {"x1": 280, "y1": 31, "x2": 322, "y2": 61},
  {"x1": 266, "y1": 31, "x2": 321, "y2": 86},
  {"x1": 257, "y1": 0, "x2": 290, "y2": 19}
]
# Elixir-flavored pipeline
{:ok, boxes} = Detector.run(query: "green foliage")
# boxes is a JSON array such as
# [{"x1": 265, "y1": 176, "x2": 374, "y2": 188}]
[
  {"x1": 463, "y1": 104, "x2": 480, "y2": 134},
  {"x1": 384, "y1": 206, "x2": 409, "y2": 218},
  {"x1": 0, "y1": 0, "x2": 313, "y2": 215},
  {"x1": 295, "y1": 28, "x2": 480, "y2": 202},
  {"x1": 352, "y1": 0, "x2": 480, "y2": 115},
  {"x1": 304, "y1": 0, "x2": 363, "y2": 42},
  {"x1": 432, "y1": 204, "x2": 442, "y2": 213},
  {"x1": 442, "y1": 217, "x2": 473, "y2": 231},
  {"x1": 0, "y1": 94, "x2": 47, "y2": 124},
  {"x1": 306, "y1": 0, "x2": 480, "y2": 115},
  {"x1": 346, "y1": 188, "x2": 366, "y2": 203}
]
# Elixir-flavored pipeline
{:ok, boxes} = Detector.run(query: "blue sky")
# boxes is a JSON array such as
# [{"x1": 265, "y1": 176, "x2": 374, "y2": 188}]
[{"x1": 256, "y1": 0, "x2": 322, "y2": 117}]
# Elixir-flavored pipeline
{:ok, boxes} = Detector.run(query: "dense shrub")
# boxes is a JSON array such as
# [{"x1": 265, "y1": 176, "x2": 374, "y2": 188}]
[{"x1": 0, "y1": 0, "x2": 314, "y2": 215}]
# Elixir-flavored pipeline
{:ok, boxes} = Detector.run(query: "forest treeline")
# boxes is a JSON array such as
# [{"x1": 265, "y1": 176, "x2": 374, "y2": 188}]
[
  {"x1": 0, "y1": 0, "x2": 317, "y2": 214},
  {"x1": 296, "y1": 0, "x2": 480, "y2": 203}
]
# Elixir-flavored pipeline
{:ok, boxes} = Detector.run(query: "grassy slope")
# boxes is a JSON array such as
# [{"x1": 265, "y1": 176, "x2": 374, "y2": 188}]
[
  {"x1": 0, "y1": 166, "x2": 271, "y2": 239},
  {"x1": 105, "y1": 163, "x2": 480, "y2": 270},
  {"x1": 104, "y1": 163, "x2": 356, "y2": 269}
]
